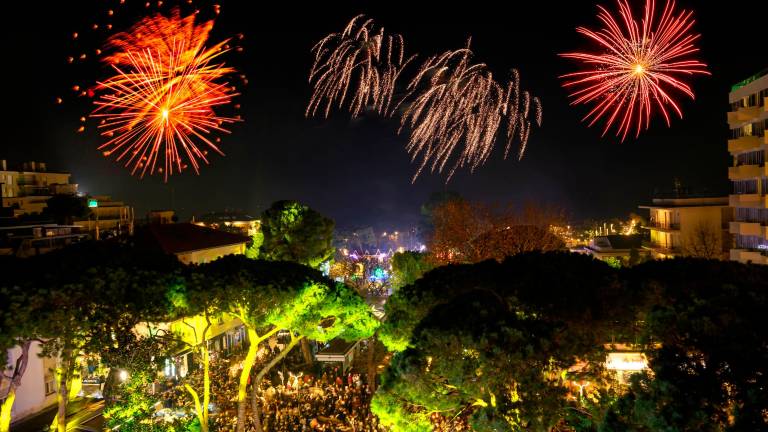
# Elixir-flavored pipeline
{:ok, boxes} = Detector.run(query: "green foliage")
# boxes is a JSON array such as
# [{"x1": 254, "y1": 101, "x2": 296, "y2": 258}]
[
  {"x1": 375, "y1": 252, "x2": 624, "y2": 431},
  {"x1": 28, "y1": 242, "x2": 184, "y2": 356},
  {"x1": 603, "y1": 256, "x2": 623, "y2": 269},
  {"x1": 259, "y1": 200, "x2": 335, "y2": 269},
  {"x1": 0, "y1": 242, "x2": 185, "y2": 432},
  {"x1": 602, "y1": 259, "x2": 768, "y2": 431},
  {"x1": 190, "y1": 255, "x2": 378, "y2": 343},
  {"x1": 244, "y1": 231, "x2": 264, "y2": 259},
  {"x1": 380, "y1": 252, "x2": 621, "y2": 353},
  {"x1": 390, "y1": 251, "x2": 433, "y2": 290},
  {"x1": 378, "y1": 255, "x2": 768, "y2": 431},
  {"x1": 104, "y1": 370, "x2": 155, "y2": 428}
]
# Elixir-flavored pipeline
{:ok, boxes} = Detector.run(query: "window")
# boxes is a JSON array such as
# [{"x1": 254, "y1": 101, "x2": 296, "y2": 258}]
[
  {"x1": 732, "y1": 180, "x2": 758, "y2": 194},
  {"x1": 736, "y1": 208, "x2": 768, "y2": 224},
  {"x1": 731, "y1": 119, "x2": 767, "y2": 139},
  {"x1": 736, "y1": 234, "x2": 768, "y2": 250},
  {"x1": 45, "y1": 378, "x2": 56, "y2": 396},
  {"x1": 735, "y1": 149, "x2": 765, "y2": 166}
]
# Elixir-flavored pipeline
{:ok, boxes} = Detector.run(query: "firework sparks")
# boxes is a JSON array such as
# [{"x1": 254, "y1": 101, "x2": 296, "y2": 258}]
[
  {"x1": 560, "y1": 0, "x2": 709, "y2": 140},
  {"x1": 91, "y1": 9, "x2": 240, "y2": 180},
  {"x1": 307, "y1": 15, "x2": 416, "y2": 118},
  {"x1": 399, "y1": 42, "x2": 541, "y2": 182}
]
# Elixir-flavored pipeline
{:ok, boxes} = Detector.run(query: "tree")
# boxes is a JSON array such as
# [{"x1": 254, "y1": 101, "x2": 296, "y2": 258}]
[
  {"x1": 0, "y1": 256, "x2": 42, "y2": 432},
  {"x1": 418, "y1": 191, "x2": 463, "y2": 238},
  {"x1": 602, "y1": 259, "x2": 768, "y2": 431},
  {"x1": 101, "y1": 334, "x2": 184, "y2": 431},
  {"x1": 683, "y1": 221, "x2": 723, "y2": 260},
  {"x1": 374, "y1": 252, "x2": 625, "y2": 431},
  {"x1": 259, "y1": 200, "x2": 335, "y2": 268},
  {"x1": 428, "y1": 200, "x2": 566, "y2": 265},
  {"x1": 188, "y1": 255, "x2": 378, "y2": 432},
  {"x1": 259, "y1": 200, "x2": 336, "y2": 365},
  {"x1": 43, "y1": 195, "x2": 90, "y2": 225},
  {"x1": 390, "y1": 251, "x2": 433, "y2": 290},
  {"x1": 428, "y1": 199, "x2": 491, "y2": 264},
  {"x1": 14, "y1": 242, "x2": 182, "y2": 432},
  {"x1": 244, "y1": 231, "x2": 264, "y2": 259}
]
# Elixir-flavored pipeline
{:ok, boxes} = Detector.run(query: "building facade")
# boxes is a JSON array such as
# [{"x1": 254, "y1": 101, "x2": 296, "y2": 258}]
[
  {"x1": 73, "y1": 195, "x2": 134, "y2": 239},
  {"x1": 727, "y1": 69, "x2": 768, "y2": 264},
  {"x1": 639, "y1": 196, "x2": 733, "y2": 260},
  {"x1": 0, "y1": 224, "x2": 89, "y2": 257},
  {"x1": 584, "y1": 234, "x2": 648, "y2": 265},
  {"x1": 0, "y1": 161, "x2": 77, "y2": 217}
]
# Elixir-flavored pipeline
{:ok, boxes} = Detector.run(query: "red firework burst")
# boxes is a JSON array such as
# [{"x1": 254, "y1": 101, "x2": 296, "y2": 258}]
[
  {"x1": 560, "y1": 0, "x2": 710, "y2": 140},
  {"x1": 91, "y1": 9, "x2": 240, "y2": 180}
]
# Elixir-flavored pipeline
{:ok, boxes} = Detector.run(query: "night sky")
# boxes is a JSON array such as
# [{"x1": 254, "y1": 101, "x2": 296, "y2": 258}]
[{"x1": 2, "y1": 1, "x2": 766, "y2": 230}]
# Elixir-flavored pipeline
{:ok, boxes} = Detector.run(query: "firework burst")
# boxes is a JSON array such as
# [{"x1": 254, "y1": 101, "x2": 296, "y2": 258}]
[
  {"x1": 400, "y1": 42, "x2": 541, "y2": 182},
  {"x1": 91, "y1": 8, "x2": 240, "y2": 180},
  {"x1": 307, "y1": 15, "x2": 416, "y2": 118},
  {"x1": 560, "y1": 0, "x2": 709, "y2": 140}
]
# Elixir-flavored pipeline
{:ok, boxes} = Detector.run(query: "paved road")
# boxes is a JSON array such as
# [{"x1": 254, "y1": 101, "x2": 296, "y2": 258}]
[{"x1": 10, "y1": 399, "x2": 104, "y2": 432}]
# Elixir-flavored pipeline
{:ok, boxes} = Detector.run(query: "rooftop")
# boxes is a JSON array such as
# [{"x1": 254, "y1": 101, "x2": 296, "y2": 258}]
[
  {"x1": 196, "y1": 211, "x2": 259, "y2": 223},
  {"x1": 316, "y1": 338, "x2": 359, "y2": 356},
  {"x1": 639, "y1": 196, "x2": 729, "y2": 209},
  {"x1": 732, "y1": 68, "x2": 768, "y2": 92},
  {"x1": 136, "y1": 223, "x2": 250, "y2": 255},
  {"x1": 589, "y1": 234, "x2": 644, "y2": 251}
]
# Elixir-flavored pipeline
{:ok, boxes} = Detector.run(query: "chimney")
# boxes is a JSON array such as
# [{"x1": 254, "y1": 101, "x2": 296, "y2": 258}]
[
  {"x1": 0, "y1": 160, "x2": 6, "y2": 171},
  {"x1": 38, "y1": 162, "x2": 47, "y2": 172}
]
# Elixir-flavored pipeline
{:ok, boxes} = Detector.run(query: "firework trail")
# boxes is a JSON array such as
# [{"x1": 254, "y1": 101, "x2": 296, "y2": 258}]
[
  {"x1": 307, "y1": 15, "x2": 416, "y2": 118},
  {"x1": 560, "y1": 0, "x2": 709, "y2": 140},
  {"x1": 91, "y1": 8, "x2": 240, "y2": 180},
  {"x1": 399, "y1": 42, "x2": 542, "y2": 182}
]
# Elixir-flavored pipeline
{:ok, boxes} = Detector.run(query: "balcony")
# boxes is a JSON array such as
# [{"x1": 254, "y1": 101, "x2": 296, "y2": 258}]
[
  {"x1": 728, "y1": 164, "x2": 763, "y2": 180},
  {"x1": 729, "y1": 194, "x2": 768, "y2": 208},
  {"x1": 642, "y1": 241, "x2": 681, "y2": 258},
  {"x1": 727, "y1": 135, "x2": 763, "y2": 153},
  {"x1": 728, "y1": 106, "x2": 763, "y2": 126},
  {"x1": 730, "y1": 221, "x2": 763, "y2": 237},
  {"x1": 644, "y1": 222, "x2": 680, "y2": 232},
  {"x1": 731, "y1": 249, "x2": 768, "y2": 265}
]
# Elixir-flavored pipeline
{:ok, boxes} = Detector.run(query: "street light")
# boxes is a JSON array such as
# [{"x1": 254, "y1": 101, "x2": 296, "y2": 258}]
[{"x1": 118, "y1": 370, "x2": 128, "y2": 382}]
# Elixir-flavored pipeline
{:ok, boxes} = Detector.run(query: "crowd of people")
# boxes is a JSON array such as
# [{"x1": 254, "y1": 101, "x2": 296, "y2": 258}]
[
  {"x1": 150, "y1": 340, "x2": 386, "y2": 432},
  {"x1": 254, "y1": 368, "x2": 385, "y2": 432}
]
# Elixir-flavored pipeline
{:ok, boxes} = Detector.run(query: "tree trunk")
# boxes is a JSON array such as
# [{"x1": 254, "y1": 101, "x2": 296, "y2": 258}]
[
  {"x1": 201, "y1": 344, "x2": 210, "y2": 432},
  {"x1": 0, "y1": 340, "x2": 33, "y2": 432},
  {"x1": 55, "y1": 352, "x2": 72, "y2": 432},
  {"x1": 236, "y1": 328, "x2": 275, "y2": 432},
  {"x1": 250, "y1": 335, "x2": 303, "y2": 432},
  {"x1": 102, "y1": 369, "x2": 117, "y2": 402},
  {"x1": 250, "y1": 391, "x2": 263, "y2": 432},
  {"x1": 0, "y1": 387, "x2": 16, "y2": 432},
  {"x1": 300, "y1": 338, "x2": 313, "y2": 366},
  {"x1": 366, "y1": 332, "x2": 378, "y2": 392}
]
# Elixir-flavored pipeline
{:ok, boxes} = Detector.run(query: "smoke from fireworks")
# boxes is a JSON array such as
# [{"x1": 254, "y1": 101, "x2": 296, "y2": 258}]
[
  {"x1": 400, "y1": 43, "x2": 542, "y2": 182},
  {"x1": 87, "y1": 7, "x2": 241, "y2": 180},
  {"x1": 560, "y1": 0, "x2": 709, "y2": 140},
  {"x1": 307, "y1": 15, "x2": 416, "y2": 118}
]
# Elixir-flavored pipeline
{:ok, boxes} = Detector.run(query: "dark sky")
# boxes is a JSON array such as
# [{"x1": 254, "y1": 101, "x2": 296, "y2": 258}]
[{"x1": 1, "y1": 1, "x2": 766, "y2": 230}]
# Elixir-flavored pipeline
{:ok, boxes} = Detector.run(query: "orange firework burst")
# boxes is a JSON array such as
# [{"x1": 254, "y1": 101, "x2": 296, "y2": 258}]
[
  {"x1": 91, "y1": 8, "x2": 240, "y2": 180},
  {"x1": 400, "y1": 43, "x2": 541, "y2": 182},
  {"x1": 560, "y1": 0, "x2": 709, "y2": 140},
  {"x1": 307, "y1": 15, "x2": 416, "y2": 118}
]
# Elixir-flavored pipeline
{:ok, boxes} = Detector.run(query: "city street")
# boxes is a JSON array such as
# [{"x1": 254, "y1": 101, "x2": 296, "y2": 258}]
[{"x1": 11, "y1": 399, "x2": 104, "y2": 432}]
